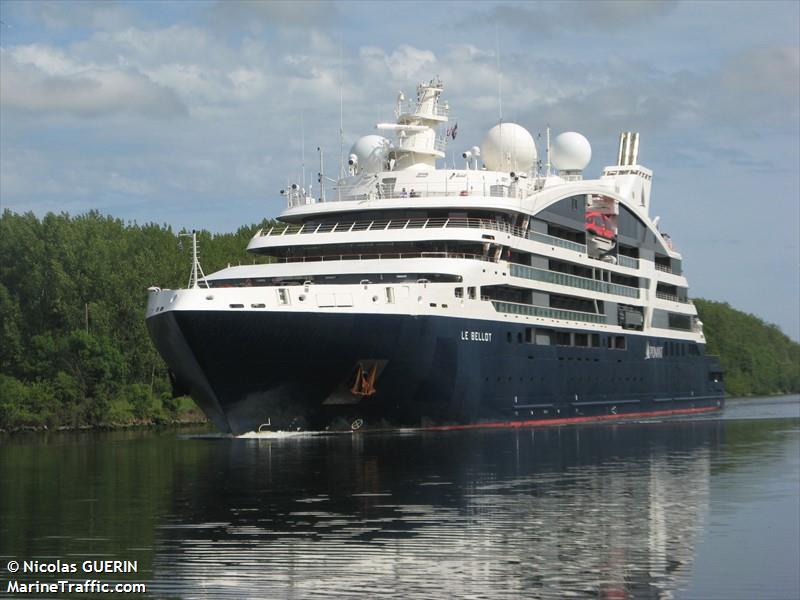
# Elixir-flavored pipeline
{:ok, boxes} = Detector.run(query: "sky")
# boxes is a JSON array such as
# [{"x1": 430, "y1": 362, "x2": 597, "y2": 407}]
[{"x1": 1, "y1": 0, "x2": 798, "y2": 339}]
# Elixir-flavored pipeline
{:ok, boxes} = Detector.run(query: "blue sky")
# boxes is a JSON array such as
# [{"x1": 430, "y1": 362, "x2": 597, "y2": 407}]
[{"x1": 1, "y1": 0, "x2": 798, "y2": 339}]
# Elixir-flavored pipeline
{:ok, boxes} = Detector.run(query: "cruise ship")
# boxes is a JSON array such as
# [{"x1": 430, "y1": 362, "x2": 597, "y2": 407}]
[{"x1": 145, "y1": 78, "x2": 725, "y2": 435}]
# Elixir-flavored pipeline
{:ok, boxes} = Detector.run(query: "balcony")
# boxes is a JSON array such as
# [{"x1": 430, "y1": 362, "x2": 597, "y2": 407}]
[
  {"x1": 510, "y1": 264, "x2": 640, "y2": 299},
  {"x1": 655, "y1": 291, "x2": 692, "y2": 304},
  {"x1": 654, "y1": 263, "x2": 673, "y2": 274},
  {"x1": 617, "y1": 255, "x2": 640, "y2": 269},
  {"x1": 527, "y1": 231, "x2": 587, "y2": 254},
  {"x1": 492, "y1": 300, "x2": 606, "y2": 324}
]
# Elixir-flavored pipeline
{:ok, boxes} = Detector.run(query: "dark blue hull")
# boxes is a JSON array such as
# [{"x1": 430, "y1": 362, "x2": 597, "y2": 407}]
[{"x1": 147, "y1": 310, "x2": 725, "y2": 434}]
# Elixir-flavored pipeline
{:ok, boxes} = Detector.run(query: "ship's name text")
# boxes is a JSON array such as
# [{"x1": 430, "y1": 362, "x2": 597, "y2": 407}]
[
  {"x1": 461, "y1": 331, "x2": 492, "y2": 342},
  {"x1": 645, "y1": 343, "x2": 664, "y2": 359}
]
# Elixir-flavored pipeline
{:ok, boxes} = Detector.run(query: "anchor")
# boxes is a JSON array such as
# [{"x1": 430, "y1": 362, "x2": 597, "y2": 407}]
[{"x1": 350, "y1": 363, "x2": 378, "y2": 397}]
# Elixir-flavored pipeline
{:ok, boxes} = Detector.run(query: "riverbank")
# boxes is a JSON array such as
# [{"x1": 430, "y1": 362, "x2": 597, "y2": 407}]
[
  {"x1": 0, "y1": 409, "x2": 209, "y2": 435},
  {"x1": 3, "y1": 394, "x2": 797, "y2": 436}
]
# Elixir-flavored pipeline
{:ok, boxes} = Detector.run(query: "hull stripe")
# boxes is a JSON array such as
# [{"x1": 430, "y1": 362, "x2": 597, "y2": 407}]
[{"x1": 423, "y1": 404, "x2": 723, "y2": 432}]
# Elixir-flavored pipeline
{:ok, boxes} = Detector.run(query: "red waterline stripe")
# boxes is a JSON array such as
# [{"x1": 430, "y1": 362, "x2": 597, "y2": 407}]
[{"x1": 424, "y1": 404, "x2": 722, "y2": 432}]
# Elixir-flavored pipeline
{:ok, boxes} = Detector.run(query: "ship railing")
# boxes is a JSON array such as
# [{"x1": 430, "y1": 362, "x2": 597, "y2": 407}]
[
  {"x1": 526, "y1": 231, "x2": 587, "y2": 253},
  {"x1": 510, "y1": 263, "x2": 640, "y2": 299},
  {"x1": 617, "y1": 255, "x2": 640, "y2": 269},
  {"x1": 258, "y1": 217, "x2": 532, "y2": 239},
  {"x1": 326, "y1": 180, "x2": 532, "y2": 203},
  {"x1": 273, "y1": 251, "x2": 497, "y2": 265},
  {"x1": 655, "y1": 291, "x2": 691, "y2": 304},
  {"x1": 397, "y1": 100, "x2": 449, "y2": 119},
  {"x1": 491, "y1": 300, "x2": 607, "y2": 324},
  {"x1": 654, "y1": 263, "x2": 673, "y2": 274},
  {"x1": 258, "y1": 218, "x2": 598, "y2": 260}
]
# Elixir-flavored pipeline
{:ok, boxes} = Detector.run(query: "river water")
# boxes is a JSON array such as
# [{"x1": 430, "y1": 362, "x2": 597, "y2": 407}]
[{"x1": 1, "y1": 396, "x2": 798, "y2": 599}]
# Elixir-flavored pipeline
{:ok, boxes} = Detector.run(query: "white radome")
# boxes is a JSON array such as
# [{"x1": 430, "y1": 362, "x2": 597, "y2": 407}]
[
  {"x1": 350, "y1": 135, "x2": 392, "y2": 173},
  {"x1": 481, "y1": 123, "x2": 537, "y2": 172},
  {"x1": 551, "y1": 131, "x2": 592, "y2": 172}
]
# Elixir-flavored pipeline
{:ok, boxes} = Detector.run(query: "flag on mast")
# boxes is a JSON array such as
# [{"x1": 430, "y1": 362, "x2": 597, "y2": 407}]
[{"x1": 446, "y1": 122, "x2": 458, "y2": 140}]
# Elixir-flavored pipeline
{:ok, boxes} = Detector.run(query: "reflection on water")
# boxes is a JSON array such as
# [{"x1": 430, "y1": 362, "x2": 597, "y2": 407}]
[
  {"x1": 153, "y1": 426, "x2": 718, "y2": 600},
  {"x1": 0, "y1": 396, "x2": 798, "y2": 599}
]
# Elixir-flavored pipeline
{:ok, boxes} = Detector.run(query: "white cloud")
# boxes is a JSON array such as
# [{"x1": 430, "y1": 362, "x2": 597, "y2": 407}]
[
  {"x1": 713, "y1": 45, "x2": 800, "y2": 127},
  {"x1": 385, "y1": 45, "x2": 437, "y2": 81},
  {"x1": 11, "y1": 0, "x2": 140, "y2": 32},
  {"x1": 1, "y1": 46, "x2": 186, "y2": 117},
  {"x1": 463, "y1": 0, "x2": 679, "y2": 36},
  {"x1": 208, "y1": 0, "x2": 339, "y2": 31}
]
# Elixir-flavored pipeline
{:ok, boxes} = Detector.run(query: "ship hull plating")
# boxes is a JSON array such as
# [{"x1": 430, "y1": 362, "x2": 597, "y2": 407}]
[{"x1": 147, "y1": 310, "x2": 724, "y2": 435}]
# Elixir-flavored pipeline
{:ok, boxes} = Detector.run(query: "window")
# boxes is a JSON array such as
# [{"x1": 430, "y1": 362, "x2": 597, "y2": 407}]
[
  {"x1": 385, "y1": 287, "x2": 395, "y2": 304},
  {"x1": 615, "y1": 336, "x2": 626, "y2": 350},
  {"x1": 506, "y1": 332, "x2": 512, "y2": 343},
  {"x1": 668, "y1": 312, "x2": 692, "y2": 331},
  {"x1": 556, "y1": 332, "x2": 572, "y2": 346},
  {"x1": 517, "y1": 332, "x2": 523, "y2": 343},
  {"x1": 277, "y1": 289, "x2": 290, "y2": 305},
  {"x1": 574, "y1": 333, "x2": 589, "y2": 347},
  {"x1": 525, "y1": 327, "x2": 533, "y2": 343},
  {"x1": 468, "y1": 286, "x2": 477, "y2": 300},
  {"x1": 454, "y1": 287, "x2": 464, "y2": 299},
  {"x1": 591, "y1": 333, "x2": 600, "y2": 347}
]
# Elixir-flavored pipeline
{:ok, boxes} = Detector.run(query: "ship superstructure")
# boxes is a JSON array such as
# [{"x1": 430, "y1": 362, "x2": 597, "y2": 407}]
[{"x1": 146, "y1": 79, "x2": 724, "y2": 434}]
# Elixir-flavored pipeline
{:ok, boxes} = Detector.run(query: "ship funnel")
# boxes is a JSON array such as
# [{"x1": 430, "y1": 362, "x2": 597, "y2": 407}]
[{"x1": 617, "y1": 132, "x2": 640, "y2": 166}]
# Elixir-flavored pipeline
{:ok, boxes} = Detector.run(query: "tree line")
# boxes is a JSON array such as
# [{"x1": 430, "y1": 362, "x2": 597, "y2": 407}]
[
  {"x1": 0, "y1": 210, "x2": 273, "y2": 429},
  {"x1": 1, "y1": 210, "x2": 797, "y2": 430},
  {"x1": 693, "y1": 299, "x2": 799, "y2": 396}
]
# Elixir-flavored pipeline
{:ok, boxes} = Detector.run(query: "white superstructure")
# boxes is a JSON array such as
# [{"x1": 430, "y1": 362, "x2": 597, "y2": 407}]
[{"x1": 149, "y1": 80, "x2": 701, "y2": 347}]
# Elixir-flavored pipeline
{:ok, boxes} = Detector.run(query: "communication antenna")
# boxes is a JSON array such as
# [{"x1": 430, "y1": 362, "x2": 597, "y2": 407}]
[
  {"x1": 339, "y1": 39, "x2": 345, "y2": 179},
  {"x1": 318, "y1": 147, "x2": 326, "y2": 202},
  {"x1": 495, "y1": 22, "x2": 503, "y2": 123},
  {"x1": 494, "y1": 22, "x2": 504, "y2": 170},
  {"x1": 545, "y1": 125, "x2": 551, "y2": 176},
  {"x1": 301, "y1": 111, "x2": 306, "y2": 190}
]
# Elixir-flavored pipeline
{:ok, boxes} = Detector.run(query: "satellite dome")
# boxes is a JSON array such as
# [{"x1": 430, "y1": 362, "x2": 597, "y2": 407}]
[
  {"x1": 481, "y1": 123, "x2": 537, "y2": 172},
  {"x1": 551, "y1": 131, "x2": 591, "y2": 172},
  {"x1": 349, "y1": 135, "x2": 392, "y2": 173}
]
